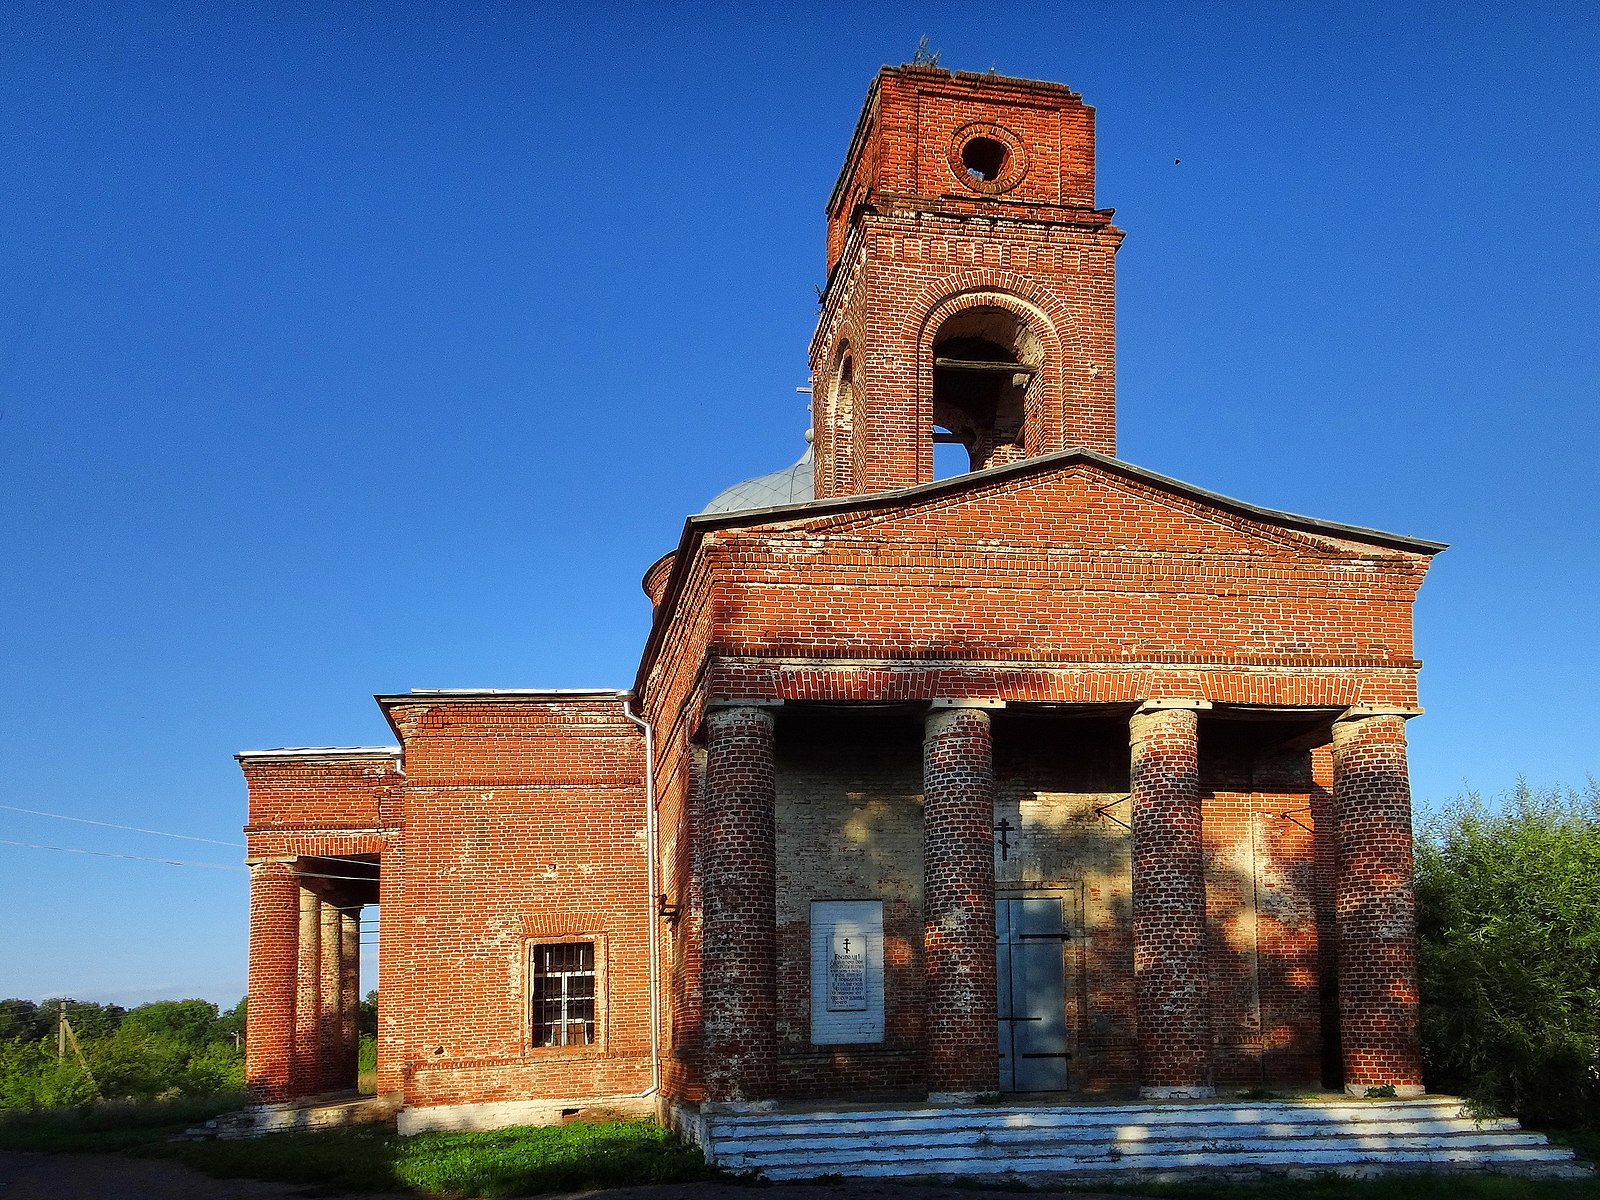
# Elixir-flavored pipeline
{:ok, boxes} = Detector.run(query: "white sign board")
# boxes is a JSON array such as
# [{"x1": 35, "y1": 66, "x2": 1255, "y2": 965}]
[{"x1": 810, "y1": 900, "x2": 884, "y2": 1044}]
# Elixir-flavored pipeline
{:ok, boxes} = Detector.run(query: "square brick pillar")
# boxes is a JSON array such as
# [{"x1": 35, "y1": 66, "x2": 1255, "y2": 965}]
[
  {"x1": 244, "y1": 860, "x2": 299, "y2": 1102},
  {"x1": 700, "y1": 704, "x2": 779, "y2": 1106},
  {"x1": 1331, "y1": 709, "x2": 1425, "y2": 1096},
  {"x1": 1130, "y1": 701, "x2": 1214, "y2": 1098},
  {"x1": 922, "y1": 704, "x2": 999, "y2": 1101}
]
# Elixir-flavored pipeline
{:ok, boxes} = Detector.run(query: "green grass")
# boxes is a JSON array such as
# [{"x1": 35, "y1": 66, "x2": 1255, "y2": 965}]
[
  {"x1": 146, "y1": 1119, "x2": 717, "y2": 1196},
  {"x1": 0, "y1": 1093, "x2": 249, "y2": 1153},
  {"x1": 0, "y1": 1098, "x2": 716, "y2": 1197}
]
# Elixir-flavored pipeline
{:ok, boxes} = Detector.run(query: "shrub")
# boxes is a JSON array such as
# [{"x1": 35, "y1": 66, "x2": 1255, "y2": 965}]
[{"x1": 1415, "y1": 780, "x2": 1600, "y2": 1127}]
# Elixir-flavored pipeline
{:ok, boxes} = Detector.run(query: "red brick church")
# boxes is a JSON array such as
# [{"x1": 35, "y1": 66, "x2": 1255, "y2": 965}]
[{"x1": 240, "y1": 66, "x2": 1445, "y2": 1138}]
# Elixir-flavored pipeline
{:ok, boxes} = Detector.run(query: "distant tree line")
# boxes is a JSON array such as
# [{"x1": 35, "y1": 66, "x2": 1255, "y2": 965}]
[
  {"x1": 1417, "y1": 779, "x2": 1600, "y2": 1128},
  {"x1": 0, "y1": 997, "x2": 246, "y2": 1110}
]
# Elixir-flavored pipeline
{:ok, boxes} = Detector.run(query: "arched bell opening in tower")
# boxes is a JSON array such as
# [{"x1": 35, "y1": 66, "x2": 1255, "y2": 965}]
[{"x1": 931, "y1": 305, "x2": 1041, "y2": 477}]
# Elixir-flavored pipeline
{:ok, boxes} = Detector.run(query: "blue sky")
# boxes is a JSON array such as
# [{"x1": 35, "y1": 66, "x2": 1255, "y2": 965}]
[{"x1": 2, "y1": 2, "x2": 1596, "y2": 1007}]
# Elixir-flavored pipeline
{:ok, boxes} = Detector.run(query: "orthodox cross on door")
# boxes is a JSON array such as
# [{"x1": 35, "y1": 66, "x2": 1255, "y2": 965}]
[{"x1": 993, "y1": 818, "x2": 1015, "y2": 861}]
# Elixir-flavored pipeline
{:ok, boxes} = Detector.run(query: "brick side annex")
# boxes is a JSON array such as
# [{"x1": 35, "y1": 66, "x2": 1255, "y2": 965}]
[{"x1": 239, "y1": 66, "x2": 1444, "y2": 1131}]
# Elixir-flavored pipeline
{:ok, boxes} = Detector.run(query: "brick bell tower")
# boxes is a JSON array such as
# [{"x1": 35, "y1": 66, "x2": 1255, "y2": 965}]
[{"x1": 809, "y1": 66, "x2": 1125, "y2": 500}]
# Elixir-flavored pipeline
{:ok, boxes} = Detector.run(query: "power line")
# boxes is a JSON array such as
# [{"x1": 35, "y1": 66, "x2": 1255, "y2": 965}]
[
  {"x1": 0, "y1": 802, "x2": 388, "y2": 869},
  {"x1": 0, "y1": 838, "x2": 246, "y2": 872},
  {"x1": 0, "y1": 803, "x2": 244, "y2": 848}
]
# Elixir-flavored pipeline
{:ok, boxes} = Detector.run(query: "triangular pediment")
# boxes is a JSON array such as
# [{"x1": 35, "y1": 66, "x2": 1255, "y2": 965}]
[{"x1": 694, "y1": 449, "x2": 1442, "y2": 564}]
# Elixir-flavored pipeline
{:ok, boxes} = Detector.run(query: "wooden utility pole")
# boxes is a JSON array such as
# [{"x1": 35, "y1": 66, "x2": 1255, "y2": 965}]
[{"x1": 53, "y1": 1000, "x2": 99, "y2": 1095}]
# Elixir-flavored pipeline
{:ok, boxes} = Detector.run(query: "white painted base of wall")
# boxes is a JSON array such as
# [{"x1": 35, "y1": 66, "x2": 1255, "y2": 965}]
[
  {"x1": 1141, "y1": 1085, "x2": 1217, "y2": 1099},
  {"x1": 397, "y1": 1094, "x2": 653, "y2": 1136}
]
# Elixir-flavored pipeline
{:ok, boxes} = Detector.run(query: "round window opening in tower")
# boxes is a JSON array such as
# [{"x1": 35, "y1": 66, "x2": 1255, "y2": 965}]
[{"x1": 961, "y1": 137, "x2": 1009, "y2": 182}]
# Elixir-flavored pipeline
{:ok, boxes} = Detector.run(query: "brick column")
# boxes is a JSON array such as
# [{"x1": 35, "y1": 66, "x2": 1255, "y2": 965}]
[
  {"x1": 1129, "y1": 702, "x2": 1214, "y2": 1098},
  {"x1": 1331, "y1": 710, "x2": 1424, "y2": 1096},
  {"x1": 244, "y1": 860, "x2": 299, "y2": 1102},
  {"x1": 291, "y1": 884, "x2": 323, "y2": 1097},
  {"x1": 701, "y1": 704, "x2": 778, "y2": 1105},
  {"x1": 923, "y1": 705, "x2": 998, "y2": 1100},
  {"x1": 340, "y1": 908, "x2": 361, "y2": 1086},
  {"x1": 319, "y1": 898, "x2": 344, "y2": 1092}
]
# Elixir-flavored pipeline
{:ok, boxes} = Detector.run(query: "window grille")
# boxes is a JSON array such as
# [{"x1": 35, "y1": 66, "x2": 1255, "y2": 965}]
[{"x1": 530, "y1": 942, "x2": 595, "y2": 1047}]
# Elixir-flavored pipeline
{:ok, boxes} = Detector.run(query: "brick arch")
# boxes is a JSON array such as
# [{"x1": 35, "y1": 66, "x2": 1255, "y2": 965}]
[
  {"x1": 823, "y1": 333, "x2": 862, "y2": 496},
  {"x1": 912, "y1": 270, "x2": 1082, "y2": 459}
]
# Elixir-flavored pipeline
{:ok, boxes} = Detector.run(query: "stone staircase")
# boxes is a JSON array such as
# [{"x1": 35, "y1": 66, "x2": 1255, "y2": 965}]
[{"x1": 685, "y1": 1096, "x2": 1589, "y2": 1182}]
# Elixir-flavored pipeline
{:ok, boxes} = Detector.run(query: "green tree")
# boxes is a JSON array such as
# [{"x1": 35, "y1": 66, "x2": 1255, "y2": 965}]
[
  {"x1": 120, "y1": 999, "x2": 220, "y2": 1048},
  {"x1": 0, "y1": 999, "x2": 48, "y2": 1043},
  {"x1": 1416, "y1": 780, "x2": 1600, "y2": 1127},
  {"x1": 38, "y1": 999, "x2": 125, "y2": 1041},
  {"x1": 214, "y1": 997, "x2": 246, "y2": 1048}
]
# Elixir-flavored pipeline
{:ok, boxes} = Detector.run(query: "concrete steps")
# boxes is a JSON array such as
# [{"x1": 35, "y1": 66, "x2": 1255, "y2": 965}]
[
  {"x1": 179, "y1": 1091, "x2": 400, "y2": 1140},
  {"x1": 691, "y1": 1096, "x2": 1589, "y2": 1182}
]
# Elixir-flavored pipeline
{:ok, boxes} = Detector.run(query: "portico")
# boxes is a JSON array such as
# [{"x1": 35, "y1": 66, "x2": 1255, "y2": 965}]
[{"x1": 681, "y1": 684, "x2": 1426, "y2": 1106}]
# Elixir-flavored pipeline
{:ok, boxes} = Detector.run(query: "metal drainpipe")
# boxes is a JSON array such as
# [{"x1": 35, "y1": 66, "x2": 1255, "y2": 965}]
[{"x1": 621, "y1": 695, "x2": 661, "y2": 1098}]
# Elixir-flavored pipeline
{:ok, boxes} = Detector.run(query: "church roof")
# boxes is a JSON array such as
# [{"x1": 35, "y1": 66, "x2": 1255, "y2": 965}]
[{"x1": 700, "y1": 448, "x2": 815, "y2": 514}]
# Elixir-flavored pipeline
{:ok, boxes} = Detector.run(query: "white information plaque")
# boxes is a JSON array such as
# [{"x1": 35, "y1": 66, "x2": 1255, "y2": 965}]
[{"x1": 810, "y1": 900, "x2": 885, "y2": 1044}]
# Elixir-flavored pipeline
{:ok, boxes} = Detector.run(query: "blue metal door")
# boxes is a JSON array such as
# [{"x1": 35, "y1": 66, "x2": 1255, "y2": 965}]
[{"x1": 995, "y1": 896, "x2": 1071, "y2": 1091}]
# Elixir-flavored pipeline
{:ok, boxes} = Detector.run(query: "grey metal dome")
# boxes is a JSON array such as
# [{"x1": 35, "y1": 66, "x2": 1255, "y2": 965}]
[{"x1": 701, "y1": 447, "x2": 815, "y2": 514}]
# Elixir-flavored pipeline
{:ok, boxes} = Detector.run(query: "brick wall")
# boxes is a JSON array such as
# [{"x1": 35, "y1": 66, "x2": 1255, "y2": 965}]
[
  {"x1": 773, "y1": 708, "x2": 926, "y2": 1098},
  {"x1": 378, "y1": 697, "x2": 652, "y2": 1109},
  {"x1": 640, "y1": 456, "x2": 1431, "y2": 719}
]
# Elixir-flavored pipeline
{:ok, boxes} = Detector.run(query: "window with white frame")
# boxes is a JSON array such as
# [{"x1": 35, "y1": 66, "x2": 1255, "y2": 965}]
[{"x1": 529, "y1": 941, "x2": 595, "y2": 1047}]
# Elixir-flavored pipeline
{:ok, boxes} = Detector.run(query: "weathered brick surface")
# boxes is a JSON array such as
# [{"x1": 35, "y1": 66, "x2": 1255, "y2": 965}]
[
  {"x1": 1331, "y1": 713, "x2": 1424, "y2": 1092},
  {"x1": 700, "y1": 706, "x2": 779, "y2": 1102},
  {"x1": 241, "y1": 702, "x2": 653, "y2": 1110},
  {"x1": 813, "y1": 68, "x2": 1120, "y2": 495},
  {"x1": 242, "y1": 755, "x2": 399, "y2": 831},
  {"x1": 244, "y1": 861, "x2": 299, "y2": 1101},
  {"x1": 774, "y1": 709, "x2": 926, "y2": 1098},
  {"x1": 380, "y1": 698, "x2": 652, "y2": 1110},
  {"x1": 1200, "y1": 729, "x2": 1323, "y2": 1089},
  {"x1": 660, "y1": 744, "x2": 705, "y2": 1100},
  {"x1": 242, "y1": 753, "x2": 397, "y2": 1104},
  {"x1": 1129, "y1": 706, "x2": 1211, "y2": 1092},
  {"x1": 923, "y1": 707, "x2": 999, "y2": 1095}
]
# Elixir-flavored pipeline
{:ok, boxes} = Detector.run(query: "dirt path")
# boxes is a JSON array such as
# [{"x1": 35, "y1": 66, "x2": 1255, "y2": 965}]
[
  {"x1": 0, "y1": 1149, "x2": 402, "y2": 1199},
  {"x1": 0, "y1": 1151, "x2": 1142, "y2": 1200}
]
